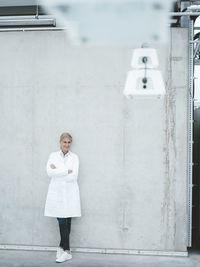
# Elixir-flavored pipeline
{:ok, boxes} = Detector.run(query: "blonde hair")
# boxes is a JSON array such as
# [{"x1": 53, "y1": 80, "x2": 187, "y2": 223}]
[{"x1": 60, "y1": 132, "x2": 73, "y2": 142}]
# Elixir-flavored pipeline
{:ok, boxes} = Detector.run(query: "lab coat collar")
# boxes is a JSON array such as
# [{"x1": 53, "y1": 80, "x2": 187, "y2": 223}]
[{"x1": 60, "y1": 150, "x2": 71, "y2": 158}]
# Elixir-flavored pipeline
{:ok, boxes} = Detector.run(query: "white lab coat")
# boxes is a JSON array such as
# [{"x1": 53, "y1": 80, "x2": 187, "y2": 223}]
[{"x1": 44, "y1": 151, "x2": 81, "y2": 218}]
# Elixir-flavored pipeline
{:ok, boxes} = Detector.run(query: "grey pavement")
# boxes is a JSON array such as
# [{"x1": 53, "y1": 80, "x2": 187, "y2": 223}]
[{"x1": 1, "y1": 250, "x2": 200, "y2": 267}]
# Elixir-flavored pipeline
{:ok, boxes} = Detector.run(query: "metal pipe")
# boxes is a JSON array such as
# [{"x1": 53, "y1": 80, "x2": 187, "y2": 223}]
[
  {"x1": 0, "y1": 27, "x2": 65, "y2": 32},
  {"x1": 187, "y1": 17, "x2": 194, "y2": 248},
  {"x1": 190, "y1": 41, "x2": 200, "y2": 43},
  {"x1": 35, "y1": 1, "x2": 39, "y2": 19},
  {"x1": 0, "y1": 15, "x2": 56, "y2": 27},
  {"x1": 0, "y1": 15, "x2": 54, "y2": 20},
  {"x1": 0, "y1": 0, "x2": 37, "y2": 6},
  {"x1": 0, "y1": 18, "x2": 56, "y2": 27},
  {"x1": 170, "y1": 12, "x2": 200, "y2": 16},
  {"x1": 194, "y1": 41, "x2": 200, "y2": 58}
]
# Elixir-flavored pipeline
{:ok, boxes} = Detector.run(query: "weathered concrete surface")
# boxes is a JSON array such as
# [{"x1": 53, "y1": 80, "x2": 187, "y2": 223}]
[
  {"x1": 0, "y1": 28, "x2": 188, "y2": 252},
  {"x1": 161, "y1": 28, "x2": 189, "y2": 251}
]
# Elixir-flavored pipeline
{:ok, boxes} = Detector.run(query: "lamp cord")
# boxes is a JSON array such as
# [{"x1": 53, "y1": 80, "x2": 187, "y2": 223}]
[{"x1": 142, "y1": 57, "x2": 148, "y2": 89}]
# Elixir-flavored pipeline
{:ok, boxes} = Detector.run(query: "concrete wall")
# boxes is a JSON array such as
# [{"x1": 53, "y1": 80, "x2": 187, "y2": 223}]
[{"x1": 0, "y1": 28, "x2": 188, "y2": 252}]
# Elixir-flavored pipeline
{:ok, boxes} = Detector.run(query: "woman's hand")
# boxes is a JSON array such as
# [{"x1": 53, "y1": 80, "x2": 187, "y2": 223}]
[
  {"x1": 50, "y1": 164, "x2": 72, "y2": 174},
  {"x1": 50, "y1": 164, "x2": 56, "y2": 169}
]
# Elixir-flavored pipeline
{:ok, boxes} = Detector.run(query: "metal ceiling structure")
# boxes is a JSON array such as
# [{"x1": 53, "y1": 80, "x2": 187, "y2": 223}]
[
  {"x1": 0, "y1": 0, "x2": 56, "y2": 28},
  {"x1": 172, "y1": 0, "x2": 200, "y2": 249}
]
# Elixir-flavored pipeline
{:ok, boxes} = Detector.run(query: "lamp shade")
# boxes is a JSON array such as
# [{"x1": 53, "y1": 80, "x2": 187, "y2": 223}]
[
  {"x1": 131, "y1": 48, "x2": 159, "y2": 69},
  {"x1": 123, "y1": 69, "x2": 165, "y2": 99},
  {"x1": 41, "y1": 0, "x2": 172, "y2": 45}
]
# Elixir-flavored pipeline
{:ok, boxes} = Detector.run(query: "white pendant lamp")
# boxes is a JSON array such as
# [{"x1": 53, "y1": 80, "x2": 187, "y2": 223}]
[
  {"x1": 41, "y1": 0, "x2": 172, "y2": 45},
  {"x1": 131, "y1": 48, "x2": 159, "y2": 69},
  {"x1": 124, "y1": 47, "x2": 165, "y2": 99}
]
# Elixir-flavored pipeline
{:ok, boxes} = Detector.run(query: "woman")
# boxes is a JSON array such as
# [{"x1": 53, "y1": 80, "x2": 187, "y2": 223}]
[{"x1": 44, "y1": 132, "x2": 81, "y2": 263}]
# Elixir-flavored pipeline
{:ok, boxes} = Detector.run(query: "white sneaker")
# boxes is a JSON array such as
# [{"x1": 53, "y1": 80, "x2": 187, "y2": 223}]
[
  {"x1": 56, "y1": 252, "x2": 72, "y2": 263},
  {"x1": 56, "y1": 247, "x2": 64, "y2": 259}
]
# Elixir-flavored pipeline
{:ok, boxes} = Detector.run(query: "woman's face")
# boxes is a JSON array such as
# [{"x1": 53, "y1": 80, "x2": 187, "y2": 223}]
[{"x1": 60, "y1": 137, "x2": 72, "y2": 154}]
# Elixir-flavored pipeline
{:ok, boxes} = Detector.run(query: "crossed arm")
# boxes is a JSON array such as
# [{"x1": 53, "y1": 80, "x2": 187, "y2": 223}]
[
  {"x1": 46, "y1": 153, "x2": 79, "y2": 181},
  {"x1": 50, "y1": 163, "x2": 72, "y2": 174}
]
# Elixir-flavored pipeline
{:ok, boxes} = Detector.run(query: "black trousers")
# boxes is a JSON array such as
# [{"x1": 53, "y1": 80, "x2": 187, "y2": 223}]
[{"x1": 57, "y1": 217, "x2": 72, "y2": 251}]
